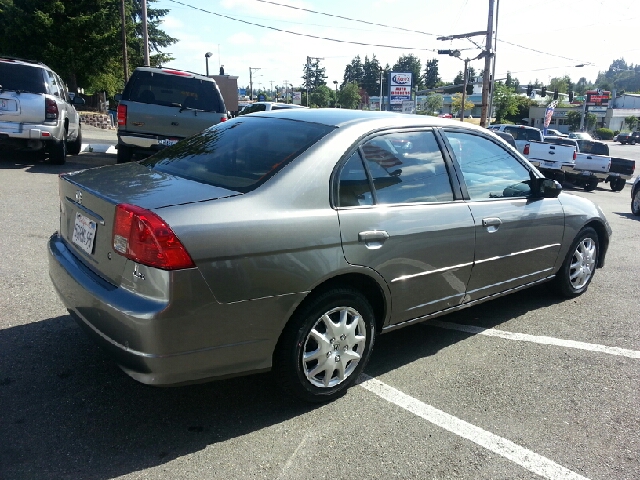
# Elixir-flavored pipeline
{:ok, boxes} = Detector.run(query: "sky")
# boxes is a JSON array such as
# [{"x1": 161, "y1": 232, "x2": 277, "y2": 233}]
[{"x1": 155, "y1": 0, "x2": 640, "y2": 93}]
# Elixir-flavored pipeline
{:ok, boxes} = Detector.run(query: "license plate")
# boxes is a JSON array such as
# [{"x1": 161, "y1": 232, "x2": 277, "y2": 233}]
[
  {"x1": 581, "y1": 171, "x2": 592, "y2": 176},
  {"x1": 72, "y1": 212, "x2": 97, "y2": 255},
  {"x1": 159, "y1": 138, "x2": 178, "y2": 147},
  {"x1": 544, "y1": 161, "x2": 555, "y2": 167},
  {"x1": 0, "y1": 98, "x2": 17, "y2": 111}
]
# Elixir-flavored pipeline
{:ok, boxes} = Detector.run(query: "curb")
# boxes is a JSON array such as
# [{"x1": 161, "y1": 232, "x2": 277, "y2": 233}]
[{"x1": 80, "y1": 144, "x2": 117, "y2": 154}]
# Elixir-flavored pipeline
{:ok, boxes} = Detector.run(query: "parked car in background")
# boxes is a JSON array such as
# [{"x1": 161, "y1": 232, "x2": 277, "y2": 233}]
[
  {"x1": 237, "y1": 102, "x2": 307, "y2": 115},
  {"x1": 568, "y1": 132, "x2": 593, "y2": 140},
  {"x1": 631, "y1": 176, "x2": 640, "y2": 216},
  {"x1": 49, "y1": 110, "x2": 611, "y2": 402},
  {"x1": 487, "y1": 124, "x2": 543, "y2": 154},
  {"x1": 0, "y1": 56, "x2": 84, "y2": 164},
  {"x1": 115, "y1": 66, "x2": 228, "y2": 164},
  {"x1": 566, "y1": 140, "x2": 635, "y2": 191},
  {"x1": 545, "y1": 128, "x2": 567, "y2": 137},
  {"x1": 493, "y1": 131, "x2": 517, "y2": 148},
  {"x1": 526, "y1": 136, "x2": 577, "y2": 183},
  {"x1": 616, "y1": 131, "x2": 640, "y2": 145}
]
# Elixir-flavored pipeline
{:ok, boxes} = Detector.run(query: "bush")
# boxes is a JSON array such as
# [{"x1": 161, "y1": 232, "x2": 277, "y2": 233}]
[
  {"x1": 595, "y1": 128, "x2": 614, "y2": 140},
  {"x1": 614, "y1": 130, "x2": 620, "y2": 136}
]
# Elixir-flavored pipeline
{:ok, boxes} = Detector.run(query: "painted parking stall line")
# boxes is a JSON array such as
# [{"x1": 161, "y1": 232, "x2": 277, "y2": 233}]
[
  {"x1": 358, "y1": 375, "x2": 589, "y2": 480},
  {"x1": 426, "y1": 320, "x2": 640, "y2": 359}
]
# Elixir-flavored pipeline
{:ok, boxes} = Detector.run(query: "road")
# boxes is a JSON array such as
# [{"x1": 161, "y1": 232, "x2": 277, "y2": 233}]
[{"x1": 0, "y1": 146, "x2": 638, "y2": 480}]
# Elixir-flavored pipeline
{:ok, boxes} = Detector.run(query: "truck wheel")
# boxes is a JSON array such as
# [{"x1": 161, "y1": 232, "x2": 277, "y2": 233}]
[
  {"x1": 49, "y1": 136, "x2": 67, "y2": 165},
  {"x1": 68, "y1": 125, "x2": 82, "y2": 156},
  {"x1": 551, "y1": 227, "x2": 599, "y2": 298},
  {"x1": 610, "y1": 178, "x2": 626, "y2": 192},
  {"x1": 116, "y1": 144, "x2": 133, "y2": 164},
  {"x1": 583, "y1": 179, "x2": 598, "y2": 191},
  {"x1": 632, "y1": 188, "x2": 640, "y2": 216}
]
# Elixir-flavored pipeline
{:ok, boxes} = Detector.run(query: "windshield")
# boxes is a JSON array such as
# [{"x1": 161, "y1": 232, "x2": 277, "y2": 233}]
[
  {"x1": 0, "y1": 62, "x2": 46, "y2": 93},
  {"x1": 142, "y1": 117, "x2": 335, "y2": 193}
]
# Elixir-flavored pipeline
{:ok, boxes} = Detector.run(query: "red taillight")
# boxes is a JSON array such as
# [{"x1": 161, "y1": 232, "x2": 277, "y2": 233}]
[
  {"x1": 220, "y1": 116, "x2": 227, "y2": 122},
  {"x1": 573, "y1": 150, "x2": 577, "y2": 161},
  {"x1": 112, "y1": 204, "x2": 195, "y2": 270},
  {"x1": 523, "y1": 143, "x2": 530, "y2": 155},
  {"x1": 117, "y1": 103, "x2": 127, "y2": 126},
  {"x1": 45, "y1": 98, "x2": 58, "y2": 120}
]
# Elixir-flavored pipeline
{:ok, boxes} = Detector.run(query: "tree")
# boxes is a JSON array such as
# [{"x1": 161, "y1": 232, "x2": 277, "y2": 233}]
[
  {"x1": 493, "y1": 83, "x2": 519, "y2": 123},
  {"x1": 423, "y1": 93, "x2": 443, "y2": 115},
  {"x1": 392, "y1": 54, "x2": 423, "y2": 90},
  {"x1": 309, "y1": 85, "x2": 332, "y2": 108},
  {"x1": 586, "y1": 112, "x2": 597, "y2": 131},
  {"x1": 338, "y1": 83, "x2": 361, "y2": 109},
  {"x1": 361, "y1": 55, "x2": 382, "y2": 96},
  {"x1": 549, "y1": 76, "x2": 571, "y2": 94},
  {"x1": 624, "y1": 116, "x2": 638, "y2": 131},
  {"x1": 566, "y1": 111, "x2": 582, "y2": 132},
  {"x1": 422, "y1": 58, "x2": 440, "y2": 89},
  {"x1": 451, "y1": 93, "x2": 474, "y2": 115},
  {"x1": 342, "y1": 56, "x2": 364, "y2": 88},
  {"x1": 302, "y1": 58, "x2": 328, "y2": 92},
  {"x1": 0, "y1": 0, "x2": 176, "y2": 96}
]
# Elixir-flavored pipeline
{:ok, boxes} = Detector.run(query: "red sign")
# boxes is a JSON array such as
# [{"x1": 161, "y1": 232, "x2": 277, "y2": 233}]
[{"x1": 586, "y1": 90, "x2": 610, "y2": 106}]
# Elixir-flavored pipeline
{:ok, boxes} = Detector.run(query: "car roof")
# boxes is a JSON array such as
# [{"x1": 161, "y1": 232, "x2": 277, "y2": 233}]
[
  {"x1": 132, "y1": 66, "x2": 213, "y2": 82},
  {"x1": 0, "y1": 56, "x2": 48, "y2": 69},
  {"x1": 248, "y1": 108, "x2": 488, "y2": 131}
]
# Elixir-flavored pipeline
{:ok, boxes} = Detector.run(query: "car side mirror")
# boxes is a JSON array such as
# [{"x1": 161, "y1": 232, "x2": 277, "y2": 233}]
[
  {"x1": 535, "y1": 178, "x2": 562, "y2": 198},
  {"x1": 114, "y1": 93, "x2": 122, "y2": 102}
]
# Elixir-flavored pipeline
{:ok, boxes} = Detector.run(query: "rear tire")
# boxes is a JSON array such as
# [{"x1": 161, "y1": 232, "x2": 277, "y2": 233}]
[
  {"x1": 551, "y1": 227, "x2": 599, "y2": 298},
  {"x1": 610, "y1": 177, "x2": 625, "y2": 192},
  {"x1": 116, "y1": 144, "x2": 133, "y2": 164},
  {"x1": 583, "y1": 179, "x2": 598, "y2": 191},
  {"x1": 273, "y1": 288, "x2": 376, "y2": 403},
  {"x1": 49, "y1": 135, "x2": 67, "y2": 165},
  {"x1": 68, "y1": 125, "x2": 82, "y2": 156}
]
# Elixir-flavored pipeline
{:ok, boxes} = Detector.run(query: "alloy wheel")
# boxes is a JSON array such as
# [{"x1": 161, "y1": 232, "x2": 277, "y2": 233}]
[{"x1": 569, "y1": 237, "x2": 597, "y2": 290}]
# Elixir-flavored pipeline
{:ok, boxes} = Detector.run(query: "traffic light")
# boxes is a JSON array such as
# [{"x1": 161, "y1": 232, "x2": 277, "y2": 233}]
[
  {"x1": 466, "y1": 83, "x2": 474, "y2": 95},
  {"x1": 541, "y1": 86, "x2": 547, "y2": 97},
  {"x1": 569, "y1": 91, "x2": 574, "y2": 102},
  {"x1": 553, "y1": 89, "x2": 558, "y2": 100},
  {"x1": 527, "y1": 84, "x2": 533, "y2": 96}
]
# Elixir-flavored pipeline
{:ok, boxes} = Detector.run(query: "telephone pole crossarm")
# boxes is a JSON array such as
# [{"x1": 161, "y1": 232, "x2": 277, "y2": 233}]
[{"x1": 437, "y1": 30, "x2": 487, "y2": 41}]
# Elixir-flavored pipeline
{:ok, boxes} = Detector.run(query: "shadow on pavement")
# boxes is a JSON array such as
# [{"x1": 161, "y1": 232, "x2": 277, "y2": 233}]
[
  {"x1": 0, "y1": 151, "x2": 115, "y2": 174},
  {"x1": 0, "y1": 285, "x2": 564, "y2": 479}
]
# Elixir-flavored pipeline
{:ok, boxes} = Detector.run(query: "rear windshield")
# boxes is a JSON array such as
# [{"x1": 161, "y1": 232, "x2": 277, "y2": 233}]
[
  {"x1": 504, "y1": 126, "x2": 542, "y2": 141},
  {"x1": 123, "y1": 70, "x2": 225, "y2": 112},
  {"x1": 544, "y1": 137, "x2": 577, "y2": 148},
  {"x1": 577, "y1": 140, "x2": 608, "y2": 156},
  {"x1": 0, "y1": 61, "x2": 46, "y2": 94},
  {"x1": 141, "y1": 117, "x2": 335, "y2": 193}
]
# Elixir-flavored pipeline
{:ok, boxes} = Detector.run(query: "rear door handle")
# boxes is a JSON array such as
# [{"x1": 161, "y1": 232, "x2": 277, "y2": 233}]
[
  {"x1": 358, "y1": 230, "x2": 389, "y2": 249},
  {"x1": 482, "y1": 217, "x2": 502, "y2": 233}
]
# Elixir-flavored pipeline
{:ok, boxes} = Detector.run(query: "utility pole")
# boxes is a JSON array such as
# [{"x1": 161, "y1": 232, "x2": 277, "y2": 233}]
[
  {"x1": 480, "y1": 0, "x2": 495, "y2": 127},
  {"x1": 249, "y1": 67, "x2": 261, "y2": 100},
  {"x1": 283, "y1": 80, "x2": 289, "y2": 103},
  {"x1": 120, "y1": 0, "x2": 129, "y2": 82},
  {"x1": 487, "y1": 0, "x2": 500, "y2": 124},
  {"x1": 460, "y1": 58, "x2": 470, "y2": 122},
  {"x1": 270, "y1": 80, "x2": 274, "y2": 100},
  {"x1": 141, "y1": 0, "x2": 150, "y2": 66}
]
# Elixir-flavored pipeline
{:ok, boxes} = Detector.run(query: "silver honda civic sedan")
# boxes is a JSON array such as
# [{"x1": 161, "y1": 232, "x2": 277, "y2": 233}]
[{"x1": 49, "y1": 109, "x2": 611, "y2": 402}]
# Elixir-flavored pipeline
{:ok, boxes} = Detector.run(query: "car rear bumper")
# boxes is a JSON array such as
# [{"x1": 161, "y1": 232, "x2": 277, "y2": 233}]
[
  {"x1": 48, "y1": 233, "x2": 300, "y2": 385},
  {"x1": 0, "y1": 121, "x2": 63, "y2": 149}
]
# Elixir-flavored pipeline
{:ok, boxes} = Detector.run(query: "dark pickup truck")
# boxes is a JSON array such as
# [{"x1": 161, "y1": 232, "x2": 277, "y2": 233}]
[
  {"x1": 562, "y1": 140, "x2": 636, "y2": 191},
  {"x1": 617, "y1": 131, "x2": 640, "y2": 145}
]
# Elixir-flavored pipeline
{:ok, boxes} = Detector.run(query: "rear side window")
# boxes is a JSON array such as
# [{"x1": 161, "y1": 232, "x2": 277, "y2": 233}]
[
  {"x1": 124, "y1": 71, "x2": 224, "y2": 112},
  {"x1": 577, "y1": 141, "x2": 608, "y2": 156},
  {"x1": 142, "y1": 117, "x2": 334, "y2": 193},
  {"x1": 0, "y1": 62, "x2": 47, "y2": 94},
  {"x1": 504, "y1": 126, "x2": 541, "y2": 142}
]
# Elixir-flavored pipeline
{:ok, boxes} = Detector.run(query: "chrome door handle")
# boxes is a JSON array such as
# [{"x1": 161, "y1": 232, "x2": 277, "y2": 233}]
[
  {"x1": 482, "y1": 217, "x2": 502, "y2": 233},
  {"x1": 358, "y1": 230, "x2": 389, "y2": 249}
]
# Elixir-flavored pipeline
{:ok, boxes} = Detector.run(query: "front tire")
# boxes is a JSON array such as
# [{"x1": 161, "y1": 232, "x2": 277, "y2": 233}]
[
  {"x1": 273, "y1": 288, "x2": 376, "y2": 403},
  {"x1": 552, "y1": 227, "x2": 599, "y2": 298},
  {"x1": 631, "y1": 188, "x2": 640, "y2": 216}
]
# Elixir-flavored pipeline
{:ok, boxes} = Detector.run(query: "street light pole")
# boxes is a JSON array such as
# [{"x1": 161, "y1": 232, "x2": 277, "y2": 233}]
[
  {"x1": 249, "y1": 67, "x2": 261, "y2": 101},
  {"x1": 205, "y1": 52, "x2": 213, "y2": 77},
  {"x1": 379, "y1": 69, "x2": 384, "y2": 111},
  {"x1": 333, "y1": 80, "x2": 338, "y2": 107},
  {"x1": 480, "y1": 0, "x2": 495, "y2": 127},
  {"x1": 460, "y1": 58, "x2": 470, "y2": 122}
]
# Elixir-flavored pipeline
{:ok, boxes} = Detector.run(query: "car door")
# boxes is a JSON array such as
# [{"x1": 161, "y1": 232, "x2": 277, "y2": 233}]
[
  {"x1": 442, "y1": 130, "x2": 565, "y2": 301},
  {"x1": 336, "y1": 129, "x2": 476, "y2": 325}
]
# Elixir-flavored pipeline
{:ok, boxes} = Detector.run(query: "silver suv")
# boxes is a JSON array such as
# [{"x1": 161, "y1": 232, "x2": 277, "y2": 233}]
[
  {"x1": 0, "y1": 57, "x2": 84, "y2": 164},
  {"x1": 115, "y1": 67, "x2": 228, "y2": 163}
]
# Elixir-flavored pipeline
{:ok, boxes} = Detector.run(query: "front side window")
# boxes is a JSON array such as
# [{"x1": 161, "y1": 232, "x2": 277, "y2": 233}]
[
  {"x1": 445, "y1": 131, "x2": 533, "y2": 200},
  {"x1": 357, "y1": 131, "x2": 453, "y2": 205}
]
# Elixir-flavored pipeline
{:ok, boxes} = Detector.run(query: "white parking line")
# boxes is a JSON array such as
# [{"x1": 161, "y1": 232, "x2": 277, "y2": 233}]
[
  {"x1": 358, "y1": 375, "x2": 589, "y2": 480},
  {"x1": 426, "y1": 320, "x2": 640, "y2": 359}
]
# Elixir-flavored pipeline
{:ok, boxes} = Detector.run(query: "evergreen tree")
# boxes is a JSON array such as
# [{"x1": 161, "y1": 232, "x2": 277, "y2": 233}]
[
  {"x1": 342, "y1": 56, "x2": 364, "y2": 88},
  {"x1": 422, "y1": 58, "x2": 440, "y2": 89},
  {"x1": 362, "y1": 55, "x2": 382, "y2": 96}
]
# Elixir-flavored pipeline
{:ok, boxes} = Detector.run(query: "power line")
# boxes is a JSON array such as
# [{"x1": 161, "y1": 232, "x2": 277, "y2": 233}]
[
  {"x1": 496, "y1": 39, "x2": 591, "y2": 64},
  {"x1": 167, "y1": 0, "x2": 441, "y2": 52}
]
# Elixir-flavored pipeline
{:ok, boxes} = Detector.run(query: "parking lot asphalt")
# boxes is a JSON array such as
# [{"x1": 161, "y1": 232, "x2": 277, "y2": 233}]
[{"x1": 0, "y1": 147, "x2": 638, "y2": 480}]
